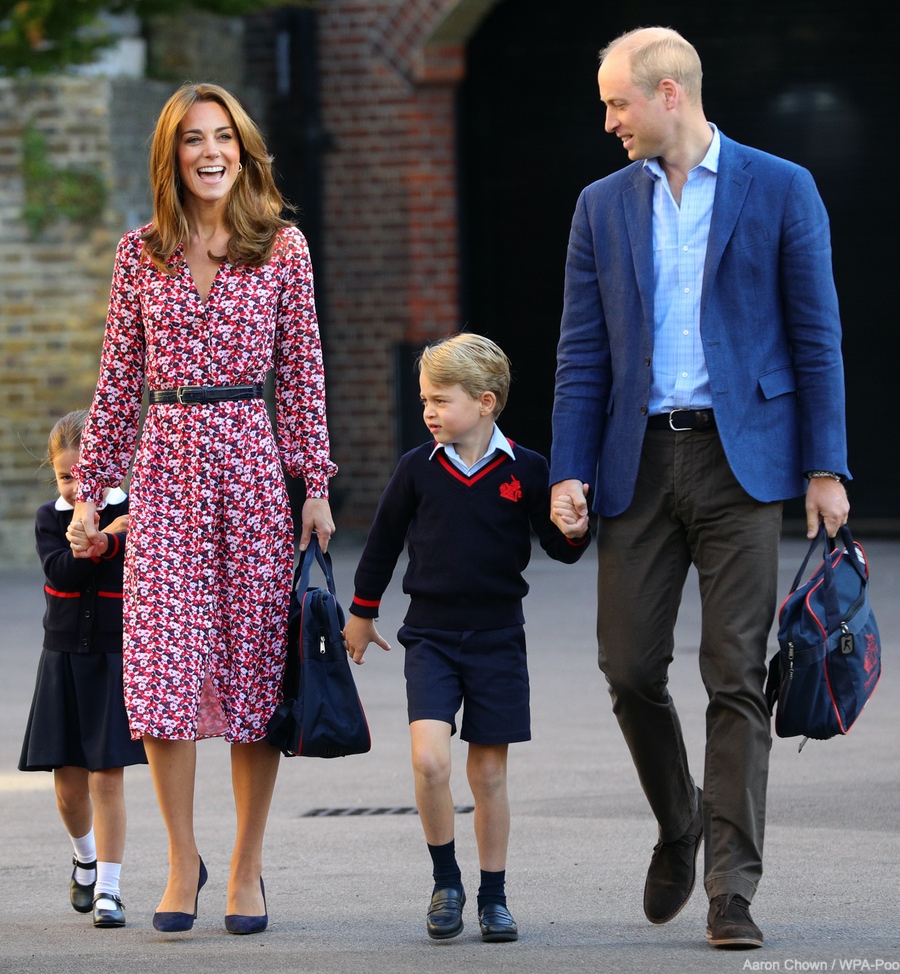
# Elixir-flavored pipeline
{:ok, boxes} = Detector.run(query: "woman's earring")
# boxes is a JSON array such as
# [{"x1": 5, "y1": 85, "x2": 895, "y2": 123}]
[{"x1": 238, "y1": 162, "x2": 244, "y2": 173}]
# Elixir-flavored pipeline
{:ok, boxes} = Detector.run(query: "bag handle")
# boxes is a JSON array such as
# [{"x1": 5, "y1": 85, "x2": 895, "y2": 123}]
[
  {"x1": 821, "y1": 524, "x2": 867, "y2": 633},
  {"x1": 788, "y1": 524, "x2": 832, "y2": 595},
  {"x1": 789, "y1": 524, "x2": 865, "y2": 592},
  {"x1": 293, "y1": 532, "x2": 338, "y2": 599}
]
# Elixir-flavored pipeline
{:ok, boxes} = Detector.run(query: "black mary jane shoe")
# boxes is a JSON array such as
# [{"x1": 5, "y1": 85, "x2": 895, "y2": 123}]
[
  {"x1": 92, "y1": 892, "x2": 126, "y2": 928},
  {"x1": 70, "y1": 857, "x2": 97, "y2": 914},
  {"x1": 426, "y1": 887, "x2": 465, "y2": 940},
  {"x1": 478, "y1": 903, "x2": 519, "y2": 943},
  {"x1": 224, "y1": 877, "x2": 268, "y2": 935}
]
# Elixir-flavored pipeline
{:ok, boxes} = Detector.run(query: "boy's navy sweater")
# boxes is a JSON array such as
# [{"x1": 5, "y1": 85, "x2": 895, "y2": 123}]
[
  {"x1": 350, "y1": 440, "x2": 590, "y2": 630},
  {"x1": 36, "y1": 498, "x2": 128, "y2": 654}
]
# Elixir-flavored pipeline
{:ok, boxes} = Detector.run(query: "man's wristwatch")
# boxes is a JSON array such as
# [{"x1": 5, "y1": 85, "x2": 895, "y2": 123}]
[{"x1": 805, "y1": 470, "x2": 845, "y2": 483}]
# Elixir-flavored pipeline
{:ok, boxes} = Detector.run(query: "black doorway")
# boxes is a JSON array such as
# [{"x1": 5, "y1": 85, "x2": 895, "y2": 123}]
[{"x1": 458, "y1": 0, "x2": 898, "y2": 523}]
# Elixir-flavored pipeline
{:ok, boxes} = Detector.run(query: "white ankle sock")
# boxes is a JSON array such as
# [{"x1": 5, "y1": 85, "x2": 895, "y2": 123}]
[
  {"x1": 71, "y1": 828, "x2": 96, "y2": 864},
  {"x1": 70, "y1": 830, "x2": 97, "y2": 885},
  {"x1": 95, "y1": 861, "x2": 122, "y2": 899}
]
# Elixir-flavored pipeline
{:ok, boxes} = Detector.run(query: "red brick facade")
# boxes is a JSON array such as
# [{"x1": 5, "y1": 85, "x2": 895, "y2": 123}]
[{"x1": 317, "y1": 1, "x2": 497, "y2": 526}]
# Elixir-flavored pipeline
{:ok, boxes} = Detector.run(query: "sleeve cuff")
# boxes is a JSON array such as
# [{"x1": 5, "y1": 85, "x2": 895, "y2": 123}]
[
  {"x1": 74, "y1": 478, "x2": 105, "y2": 506},
  {"x1": 350, "y1": 595, "x2": 381, "y2": 619},
  {"x1": 101, "y1": 533, "x2": 122, "y2": 559},
  {"x1": 566, "y1": 532, "x2": 590, "y2": 547}
]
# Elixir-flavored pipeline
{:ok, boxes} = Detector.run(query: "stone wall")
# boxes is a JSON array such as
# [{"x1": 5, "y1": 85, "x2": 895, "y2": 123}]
[
  {"x1": 0, "y1": 76, "x2": 170, "y2": 565},
  {"x1": 0, "y1": 2, "x2": 503, "y2": 562}
]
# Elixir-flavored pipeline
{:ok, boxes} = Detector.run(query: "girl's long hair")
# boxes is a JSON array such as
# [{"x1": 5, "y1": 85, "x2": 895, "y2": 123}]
[
  {"x1": 47, "y1": 410, "x2": 87, "y2": 464},
  {"x1": 141, "y1": 83, "x2": 292, "y2": 272}
]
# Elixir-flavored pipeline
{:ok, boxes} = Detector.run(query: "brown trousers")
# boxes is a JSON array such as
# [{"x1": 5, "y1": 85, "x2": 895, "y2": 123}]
[{"x1": 596, "y1": 427, "x2": 783, "y2": 902}]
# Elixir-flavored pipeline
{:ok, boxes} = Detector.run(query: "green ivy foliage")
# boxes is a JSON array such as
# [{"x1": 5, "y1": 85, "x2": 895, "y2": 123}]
[
  {"x1": 0, "y1": 0, "x2": 311, "y2": 75},
  {"x1": 21, "y1": 124, "x2": 107, "y2": 237}
]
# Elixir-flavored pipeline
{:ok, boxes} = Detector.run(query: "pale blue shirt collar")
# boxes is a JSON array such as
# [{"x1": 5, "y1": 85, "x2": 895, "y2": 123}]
[
  {"x1": 642, "y1": 122, "x2": 721, "y2": 182},
  {"x1": 429, "y1": 423, "x2": 515, "y2": 476}
]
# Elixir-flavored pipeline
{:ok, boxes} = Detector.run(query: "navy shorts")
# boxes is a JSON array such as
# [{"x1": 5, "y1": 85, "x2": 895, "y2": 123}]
[{"x1": 399, "y1": 624, "x2": 531, "y2": 744}]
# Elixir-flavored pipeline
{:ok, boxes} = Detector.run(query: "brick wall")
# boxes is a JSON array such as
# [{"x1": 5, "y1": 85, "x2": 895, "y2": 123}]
[
  {"x1": 0, "y1": 1, "x2": 501, "y2": 561},
  {"x1": 0, "y1": 78, "x2": 117, "y2": 563},
  {"x1": 0, "y1": 77, "x2": 170, "y2": 566},
  {"x1": 318, "y1": 1, "x2": 475, "y2": 527}
]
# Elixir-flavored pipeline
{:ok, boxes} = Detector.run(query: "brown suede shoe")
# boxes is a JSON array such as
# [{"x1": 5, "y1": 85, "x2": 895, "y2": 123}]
[
  {"x1": 643, "y1": 787, "x2": 703, "y2": 924},
  {"x1": 706, "y1": 893, "x2": 764, "y2": 949}
]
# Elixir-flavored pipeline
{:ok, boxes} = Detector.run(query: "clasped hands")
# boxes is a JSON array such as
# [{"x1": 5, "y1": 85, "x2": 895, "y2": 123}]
[
  {"x1": 67, "y1": 502, "x2": 130, "y2": 558},
  {"x1": 551, "y1": 480, "x2": 591, "y2": 539}
]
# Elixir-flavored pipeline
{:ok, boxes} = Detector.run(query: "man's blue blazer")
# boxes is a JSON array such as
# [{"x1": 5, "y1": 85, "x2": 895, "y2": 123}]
[{"x1": 550, "y1": 133, "x2": 850, "y2": 517}]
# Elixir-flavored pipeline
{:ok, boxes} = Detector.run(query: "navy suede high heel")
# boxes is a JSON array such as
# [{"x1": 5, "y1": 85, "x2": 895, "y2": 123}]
[
  {"x1": 224, "y1": 877, "x2": 267, "y2": 935},
  {"x1": 152, "y1": 857, "x2": 208, "y2": 933}
]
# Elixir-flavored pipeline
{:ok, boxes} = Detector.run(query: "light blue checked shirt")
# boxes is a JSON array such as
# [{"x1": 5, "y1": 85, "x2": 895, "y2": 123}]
[{"x1": 643, "y1": 124, "x2": 720, "y2": 414}]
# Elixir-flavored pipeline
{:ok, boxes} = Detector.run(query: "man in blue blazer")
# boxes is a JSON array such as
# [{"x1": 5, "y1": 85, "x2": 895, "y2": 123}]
[{"x1": 550, "y1": 27, "x2": 850, "y2": 949}]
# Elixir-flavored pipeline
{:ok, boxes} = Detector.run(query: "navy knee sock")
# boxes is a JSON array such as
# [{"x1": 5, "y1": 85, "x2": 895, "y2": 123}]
[
  {"x1": 477, "y1": 869, "x2": 507, "y2": 911},
  {"x1": 427, "y1": 839, "x2": 462, "y2": 894}
]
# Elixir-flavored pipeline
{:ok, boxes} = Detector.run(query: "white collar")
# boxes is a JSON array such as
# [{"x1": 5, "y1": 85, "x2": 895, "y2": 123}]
[
  {"x1": 55, "y1": 486, "x2": 127, "y2": 512},
  {"x1": 429, "y1": 424, "x2": 515, "y2": 465}
]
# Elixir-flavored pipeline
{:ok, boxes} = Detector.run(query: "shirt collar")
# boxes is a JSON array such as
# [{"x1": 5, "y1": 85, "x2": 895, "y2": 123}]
[
  {"x1": 55, "y1": 486, "x2": 127, "y2": 512},
  {"x1": 429, "y1": 424, "x2": 515, "y2": 464},
  {"x1": 643, "y1": 122, "x2": 721, "y2": 181}
]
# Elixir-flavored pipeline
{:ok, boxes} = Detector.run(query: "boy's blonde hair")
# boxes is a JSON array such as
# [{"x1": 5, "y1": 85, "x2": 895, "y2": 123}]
[{"x1": 417, "y1": 333, "x2": 511, "y2": 416}]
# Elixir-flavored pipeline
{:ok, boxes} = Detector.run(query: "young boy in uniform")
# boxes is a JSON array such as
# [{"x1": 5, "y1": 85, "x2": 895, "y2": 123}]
[{"x1": 343, "y1": 333, "x2": 590, "y2": 942}]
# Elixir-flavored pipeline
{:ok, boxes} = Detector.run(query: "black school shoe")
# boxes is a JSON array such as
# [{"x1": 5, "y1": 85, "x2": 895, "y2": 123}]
[
  {"x1": 478, "y1": 903, "x2": 518, "y2": 942},
  {"x1": 426, "y1": 887, "x2": 465, "y2": 940},
  {"x1": 70, "y1": 857, "x2": 96, "y2": 914},
  {"x1": 92, "y1": 892, "x2": 126, "y2": 928},
  {"x1": 706, "y1": 894, "x2": 764, "y2": 949}
]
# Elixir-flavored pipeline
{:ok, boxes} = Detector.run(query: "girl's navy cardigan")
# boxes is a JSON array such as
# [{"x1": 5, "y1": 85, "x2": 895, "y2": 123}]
[{"x1": 35, "y1": 498, "x2": 128, "y2": 654}]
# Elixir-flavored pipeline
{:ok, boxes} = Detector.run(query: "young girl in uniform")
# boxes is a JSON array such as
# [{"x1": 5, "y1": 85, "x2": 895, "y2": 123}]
[{"x1": 19, "y1": 410, "x2": 146, "y2": 928}]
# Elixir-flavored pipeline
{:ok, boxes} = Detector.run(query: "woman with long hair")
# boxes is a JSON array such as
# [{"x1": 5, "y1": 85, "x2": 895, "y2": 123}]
[{"x1": 69, "y1": 83, "x2": 337, "y2": 935}]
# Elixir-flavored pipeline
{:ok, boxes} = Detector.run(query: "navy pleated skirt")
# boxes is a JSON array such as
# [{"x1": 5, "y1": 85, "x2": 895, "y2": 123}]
[{"x1": 18, "y1": 649, "x2": 147, "y2": 772}]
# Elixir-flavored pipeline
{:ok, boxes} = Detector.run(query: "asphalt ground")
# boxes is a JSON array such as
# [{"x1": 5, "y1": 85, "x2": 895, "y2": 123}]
[{"x1": 1, "y1": 535, "x2": 898, "y2": 974}]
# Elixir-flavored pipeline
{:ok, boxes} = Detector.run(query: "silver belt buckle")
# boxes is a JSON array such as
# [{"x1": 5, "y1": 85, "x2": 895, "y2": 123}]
[
  {"x1": 668, "y1": 409, "x2": 692, "y2": 431},
  {"x1": 175, "y1": 385, "x2": 203, "y2": 405}
]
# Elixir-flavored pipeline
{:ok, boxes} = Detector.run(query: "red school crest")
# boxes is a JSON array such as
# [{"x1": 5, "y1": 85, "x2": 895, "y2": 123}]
[{"x1": 499, "y1": 476, "x2": 522, "y2": 502}]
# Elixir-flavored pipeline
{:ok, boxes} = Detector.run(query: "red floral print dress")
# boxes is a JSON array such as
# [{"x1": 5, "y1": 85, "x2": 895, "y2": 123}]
[{"x1": 74, "y1": 226, "x2": 337, "y2": 744}]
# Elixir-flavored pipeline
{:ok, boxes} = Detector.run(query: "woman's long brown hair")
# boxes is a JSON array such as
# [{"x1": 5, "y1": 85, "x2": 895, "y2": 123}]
[{"x1": 141, "y1": 83, "x2": 292, "y2": 273}]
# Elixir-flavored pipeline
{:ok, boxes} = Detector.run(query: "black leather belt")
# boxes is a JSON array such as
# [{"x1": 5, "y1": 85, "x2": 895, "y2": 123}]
[
  {"x1": 647, "y1": 409, "x2": 716, "y2": 431},
  {"x1": 149, "y1": 384, "x2": 264, "y2": 405}
]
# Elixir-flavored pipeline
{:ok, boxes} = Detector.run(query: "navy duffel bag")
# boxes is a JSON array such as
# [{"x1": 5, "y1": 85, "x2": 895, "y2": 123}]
[{"x1": 766, "y1": 525, "x2": 881, "y2": 746}]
